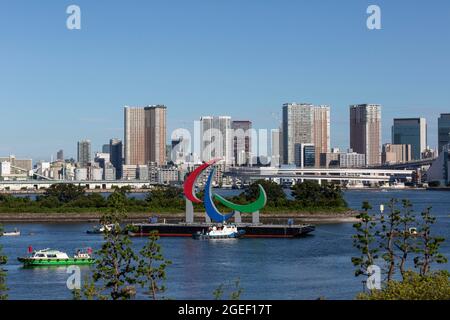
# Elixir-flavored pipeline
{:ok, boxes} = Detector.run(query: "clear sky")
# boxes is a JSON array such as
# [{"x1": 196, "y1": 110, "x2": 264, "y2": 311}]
[{"x1": 0, "y1": 0, "x2": 449, "y2": 161}]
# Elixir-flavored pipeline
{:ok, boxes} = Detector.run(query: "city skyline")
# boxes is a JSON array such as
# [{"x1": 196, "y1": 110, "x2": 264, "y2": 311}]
[{"x1": 1, "y1": 1, "x2": 450, "y2": 160}]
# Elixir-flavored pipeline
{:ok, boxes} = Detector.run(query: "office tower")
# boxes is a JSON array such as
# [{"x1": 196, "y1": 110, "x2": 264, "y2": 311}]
[
  {"x1": 124, "y1": 105, "x2": 167, "y2": 166},
  {"x1": 56, "y1": 150, "x2": 64, "y2": 161},
  {"x1": 102, "y1": 144, "x2": 111, "y2": 154},
  {"x1": 77, "y1": 140, "x2": 91, "y2": 167},
  {"x1": 438, "y1": 114, "x2": 450, "y2": 154},
  {"x1": 382, "y1": 143, "x2": 412, "y2": 164},
  {"x1": 294, "y1": 143, "x2": 315, "y2": 168},
  {"x1": 349, "y1": 104, "x2": 381, "y2": 166},
  {"x1": 231, "y1": 120, "x2": 252, "y2": 166},
  {"x1": 392, "y1": 118, "x2": 427, "y2": 160},
  {"x1": 282, "y1": 103, "x2": 330, "y2": 166},
  {"x1": 200, "y1": 116, "x2": 232, "y2": 164},
  {"x1": 109, "y1": 139, "x2": 123, "y2": 179}
]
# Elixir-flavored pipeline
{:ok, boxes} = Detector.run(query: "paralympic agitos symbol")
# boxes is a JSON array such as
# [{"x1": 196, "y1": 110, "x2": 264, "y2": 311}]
[{"x1": 183, "y1": 159, "x2": 268, "y2": 223}]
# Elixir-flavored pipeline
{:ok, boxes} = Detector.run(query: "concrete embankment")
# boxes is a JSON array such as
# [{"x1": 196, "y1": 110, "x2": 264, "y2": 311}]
[{"x1": 0, "y1": 210, "x2": 359, "y2": 224}]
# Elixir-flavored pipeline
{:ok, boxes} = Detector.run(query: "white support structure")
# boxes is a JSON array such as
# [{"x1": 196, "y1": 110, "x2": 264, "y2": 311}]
[
  {"x1": 252, "y1": 211, "x2": 260, "y2": 225},
  {"x1": 234, "y1": 211, "x2": 242, "y2": 224},
  {"x1": 185, "y1": 199, "x2": 194, "y2": 224}
]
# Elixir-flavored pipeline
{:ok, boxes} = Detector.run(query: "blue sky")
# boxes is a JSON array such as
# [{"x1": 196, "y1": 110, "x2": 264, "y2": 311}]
[{"x1": 0, "y1": 0, "x2": 449, "y2": 161}]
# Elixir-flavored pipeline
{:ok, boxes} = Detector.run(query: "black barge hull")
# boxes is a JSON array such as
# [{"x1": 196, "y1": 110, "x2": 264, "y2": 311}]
[{"x1": 129, "y1": 223, "x2": 315, "y2": 238}]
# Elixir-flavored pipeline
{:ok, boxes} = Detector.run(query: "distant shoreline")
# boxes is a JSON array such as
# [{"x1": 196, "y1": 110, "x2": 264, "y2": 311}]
[{"x1": 0, "y1": 210, "x2": 359, "y2": 224}]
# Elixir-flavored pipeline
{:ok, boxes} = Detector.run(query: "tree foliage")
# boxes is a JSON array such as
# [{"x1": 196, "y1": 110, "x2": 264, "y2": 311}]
[
  {"x1": 75, "y1": 189, "x2": 171, "y2": 300},
  {"x1": 0, "y1": 224, "x2": 8, "y2": 300},
  {"x1": 352, "y1": 198, "x2": 449, "y2": 300},
  {"x1": 291, "y1": 181, "x2": 347, "y2": 208},
  {"x1": 136, "y1": 231, "x2": 172, "y2": 300},
  {"x1": 357, "y1": 271, "x2": 450, "y2": 300}
]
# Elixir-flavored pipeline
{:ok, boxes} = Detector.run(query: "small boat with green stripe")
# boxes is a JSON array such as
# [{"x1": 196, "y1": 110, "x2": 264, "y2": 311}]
[{"x1": 18, "y1": 248, "x2": 95, "y2": 267}]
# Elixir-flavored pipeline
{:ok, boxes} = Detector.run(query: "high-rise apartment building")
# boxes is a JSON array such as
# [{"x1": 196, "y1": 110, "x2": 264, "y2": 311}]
[
  {"x1": 349, "y1": 104, "x2": 381, "y2": 166},
  {"x1": 231, "y1": 120, "x2": 252, "y2": 166},
  {"x1": 124, "y1": 105, "x2": 167, "y2": 166},
  {"x1": 200, "y1": 116, "x2": 232, "y2": 164},
  {"x1": 146, "y1": 106, "x2": 167, "y2": 165},
  {"x1": 312, "y1": 106, "x2": 331, "y2": 167},
  {"x1": 392, "y1": 118, "x2": 426, "y2": 160},
  {"x1": 77, "y1": 140, "x2": 92, "y2": 167},
  {"x1": 438, "y1": 114, "x2": 450, "y2": 154},
  {"x1": 109, "y1": 138, "x2": 123, "y2": 179},
  {"x1": 282, "y1": 103, "x2": 330, "y2": 166}
]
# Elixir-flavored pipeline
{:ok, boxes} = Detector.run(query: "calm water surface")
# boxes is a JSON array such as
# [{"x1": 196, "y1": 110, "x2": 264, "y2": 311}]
[{"x1": 1, "y1": 190, "x2": 449, "y2": 300}]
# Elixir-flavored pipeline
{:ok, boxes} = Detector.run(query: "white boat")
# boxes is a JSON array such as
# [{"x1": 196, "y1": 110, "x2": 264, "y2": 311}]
[
  {"x1": 86, "y1": 224, "x2": 114, "y2": 234},
  {"x1": 1, "y1": 229, "x2": 21, "y2": 237},
  {"x1": 193, "y1": 224, "x2": 245, "y2": 240}
]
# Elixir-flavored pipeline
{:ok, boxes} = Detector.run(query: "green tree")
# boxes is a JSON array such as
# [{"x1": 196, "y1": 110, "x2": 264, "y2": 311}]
[
  {"x1": 291, "y1": 181, "x2": 347, "y2": 208},
  {"x1": 353, "y1": 200, "x2": 449, "y2": 300},
  {"x1": 82, "y1": 189, "x2": 139, "y2": 300},
  {"x1": 146, "y1": 186, "x2": 184, "y2": 209},
  {"x1": 414, "y1": 207, "x2": 448, "y2": 276},
  {"x1": 136, "y1": 231, "x2": 172, "y2": 300},
  {"x1": 213, "y1": 279, "x2": 243, "y2": 300},
  {"x1": 244, "y1": 180, "x2": 286, "y2": 206},
  {"x1": 357, "y1": 271, "x2": 450, "y2": 300},
  {"x1": 378, "y1": 198, "x2": 400, "y2": 282},
  {"x1": 395, "y1": 200, "x2": 417, "y2": 278},
  {"x1": 42, "y1": 184, "x2": 86, "y2": 203},
  {"x1": 351, "y1": 202, "x2": 378, "y2": 280},
  {"x1": 0, "y1": 224, "x2": 8, "y2": 300}
]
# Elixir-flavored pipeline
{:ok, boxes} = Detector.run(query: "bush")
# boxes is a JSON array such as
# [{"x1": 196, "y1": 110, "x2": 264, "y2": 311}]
[{"x1": 357, "y1": 271, "x2": 450, "y2": 300}]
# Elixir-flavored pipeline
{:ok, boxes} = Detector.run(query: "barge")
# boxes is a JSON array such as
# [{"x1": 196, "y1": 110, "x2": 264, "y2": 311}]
[{"x1": 129, "y1": 222, "x2": 315, "y2": 238}]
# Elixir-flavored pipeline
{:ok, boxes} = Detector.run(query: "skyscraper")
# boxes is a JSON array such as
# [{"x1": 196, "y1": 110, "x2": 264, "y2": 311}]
[
  {"x1": 282, "y1": 103, "x2": 330, "y2": 165},
  {"x1": 349, "y1": 104, "x2": 381, "y2": 166},
  {"x1": 200, "y1": 116, "x2": 232, "y2": 164},
  {"x1": 146, "y1": 105, "x2": 167, "y2": 165},
  {"x1": 392, "y1": 118, "x2": 427, "y2": 160},
  {"x1": 110, "y1": 138, "x2": 123, "y2": 179},
  {"x1": 102, "y1": 144, "x2": 111, "y2": 154},
  {"x1": 56, "y1": 149, "x2": 64, "y2": 161},
  {"x1": 271, "y1": 129, "x2": 282, "y2": 167},
  {"x1": 438, "y1": 114, "x2": 450, "y2": 154},
  {"x1": 124, "y1": 105, "x2": 167, "y2": 166},
  {"x1": 77, "y1": 140, "x2": 92, "y2": 167},
  {"x1": 312, "y1": 106, "x2": 331, "y2": 167},
  {"x1": 231, "y1": 120, "x2": 252, "y2": 166}
]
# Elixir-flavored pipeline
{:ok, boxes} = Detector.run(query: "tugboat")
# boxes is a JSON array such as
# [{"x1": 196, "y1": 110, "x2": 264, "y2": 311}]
[
  {"x1": 193, "y1": 224, "x2": 245, "y2": 240},
  {"x1": 18, "y1": 248, "x2": 95, "y2": 267}
]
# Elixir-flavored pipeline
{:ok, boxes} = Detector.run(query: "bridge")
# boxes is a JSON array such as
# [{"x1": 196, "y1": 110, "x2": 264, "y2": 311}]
[
  {"x1": 370, "y1": 158, "x2": 436, "y2": 170},
  {"x1": 225, "y1": 167, "x2": 415, "y2": 185}
]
